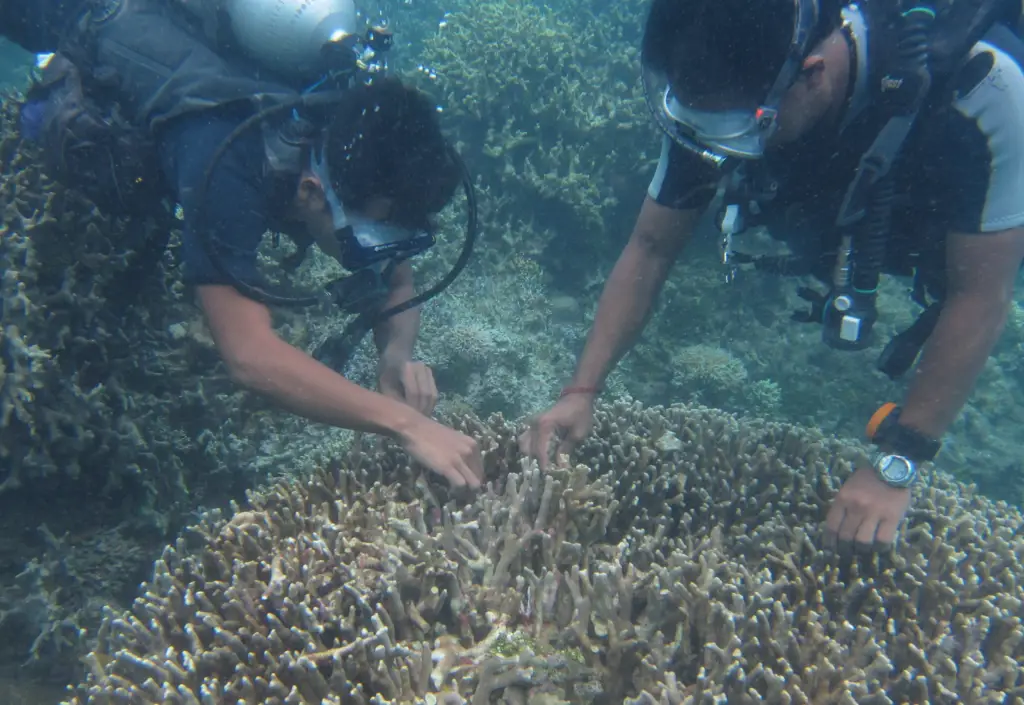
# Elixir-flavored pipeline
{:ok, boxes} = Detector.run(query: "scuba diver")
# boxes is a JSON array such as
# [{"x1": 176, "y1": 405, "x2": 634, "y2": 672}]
[
  {"x1": 522, "y1": 0, "x2": 1024, "y2": 550},
  {"x1": 1, "y1": 0, "x2": 485, "y2": 488}
]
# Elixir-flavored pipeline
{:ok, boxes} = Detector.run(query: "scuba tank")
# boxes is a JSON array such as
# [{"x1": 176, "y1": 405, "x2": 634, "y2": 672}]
[{"x1": 174, "y1": 0, "x2": 392, "y2": 82}]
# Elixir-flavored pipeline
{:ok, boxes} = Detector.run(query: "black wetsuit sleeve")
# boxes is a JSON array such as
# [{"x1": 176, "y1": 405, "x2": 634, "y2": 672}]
[
  {"x1": 0, "y1": 0, "x2": 84, "y2": 52},
  {"x1": 157, "y1": 113, "x2": 276, "y2": 288},
  {"x1": 646, "y1": 135, "x2": 720, "y2": 211}
]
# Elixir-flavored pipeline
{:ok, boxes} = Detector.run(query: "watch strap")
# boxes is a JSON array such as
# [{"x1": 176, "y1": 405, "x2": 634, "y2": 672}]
[{"x1": 868, "y1": 405, "x2": 941, "y2": 462}]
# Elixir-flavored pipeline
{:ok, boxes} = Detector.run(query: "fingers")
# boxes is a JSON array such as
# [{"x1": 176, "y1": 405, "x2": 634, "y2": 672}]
[
  {"x1": 824, "y1": 503, "x2": 897, "y2": 563},
  {"x1": 437, "y1": 446, "x2": 482, "y2": 489},
  {"x1": 554, "y1": 436, "x2": 577, "y2": 468},
  {"x1": 522, "y1": 418, "x2": 554, "y2": 471},
  {"x1": 444, "y1": 466, "x2": 467, "y2": 487},
  {"x1": 443, "y1": 435, "x2": 483, "y2": 489},
  {"x1": 401, "y1": 364, "x2": 419, "y2": 408},
  {"x1": 826, "y1": 508, "x2": 877, "y2": 551},
  {"x1": 822, "y1": 504, "x2": 843, "y2": 551},
  {"x1": 873, "y1": 517, "x2": 901, "y2": 548},
  {"x1": 461, "y1": 441, "x2": 484, "y2": 487},
  {"x1": 401, "y1": 363, "x2": 438, "y2": 415},
  {"x1": 854, "y1": 514, "x2": 882, "y2": 551},
  {"x1": 421, "y1": 367, "x2": 439, "y2": 414}
]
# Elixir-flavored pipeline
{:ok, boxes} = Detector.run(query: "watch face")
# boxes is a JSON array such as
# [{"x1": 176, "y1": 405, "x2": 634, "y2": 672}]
[{"x1": 879, "y1": 454, "x2": 915, "y2": 486}]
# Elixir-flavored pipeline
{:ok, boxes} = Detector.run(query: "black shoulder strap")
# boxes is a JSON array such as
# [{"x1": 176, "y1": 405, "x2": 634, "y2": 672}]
[{"x1": 836, "y1": 2, "x2": 935, "y2": 230}]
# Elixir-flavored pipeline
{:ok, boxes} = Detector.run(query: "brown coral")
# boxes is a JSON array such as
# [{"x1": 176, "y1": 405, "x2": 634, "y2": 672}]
[{"x1": 63, "y1": 402, "x2": 1024, "y2": 704}]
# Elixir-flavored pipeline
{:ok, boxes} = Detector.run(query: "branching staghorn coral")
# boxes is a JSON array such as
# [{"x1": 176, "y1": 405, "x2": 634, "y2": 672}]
[{"x1": 64, "y1": 401, "x2": 1024, "y2": 704}]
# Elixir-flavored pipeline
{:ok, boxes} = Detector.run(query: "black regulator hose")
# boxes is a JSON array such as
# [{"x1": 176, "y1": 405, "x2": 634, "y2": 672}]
[
  {"x1": 314, "y1": 146, "x2": 479, "y2": 373},
  {"x1": 195, "y1": 95, "x2": 327, "y2": 307},
  {"x1": 853, "y1": 171, "x2": 894, "y2": 293},
  {"x1": 192, "y1": 91, "x2": 478, "y2": 351}
]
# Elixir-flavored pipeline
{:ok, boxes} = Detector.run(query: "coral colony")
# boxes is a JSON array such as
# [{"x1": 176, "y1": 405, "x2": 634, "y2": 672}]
[{"x1": 66, "y1": 403, "x2": 1024, "y2": 704}]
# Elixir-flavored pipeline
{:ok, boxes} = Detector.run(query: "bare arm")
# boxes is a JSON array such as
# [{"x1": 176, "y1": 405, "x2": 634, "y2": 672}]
[
  {"x1": 570, "y1": 197, "x2": 702, "y2": 389},
  {"x1": 373, "y1": 261, "x2": 420, "y2": 363},
  {"x1": 197, "y1": 284, "x2": 422, "y2": 436},
  {"x1": 899, "y1": 228, "x2": 1024, "y2": 437}
]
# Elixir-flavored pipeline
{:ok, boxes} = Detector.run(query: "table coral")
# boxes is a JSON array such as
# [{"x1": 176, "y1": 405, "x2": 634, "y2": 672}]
[{"x1": 63, "y1": 402, "x2": 1024, "y2": 704}]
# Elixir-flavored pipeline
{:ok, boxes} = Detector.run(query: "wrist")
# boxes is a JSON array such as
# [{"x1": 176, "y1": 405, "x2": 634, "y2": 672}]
[
  {"x1": 561, "y1": 384, "x2": 602, "y2": 399},
  {"x1": 865, "y1": 403, "x2": 941, "y2": 462},
  {"x1": 379, "y1": 346, "x2": 411, "y2": 368},
  {"x1": 382, "y1": 402, "x2": 424, "y2": 441}
]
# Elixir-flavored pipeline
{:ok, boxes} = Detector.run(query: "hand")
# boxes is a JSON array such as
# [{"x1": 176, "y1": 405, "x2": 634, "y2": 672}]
[
  {"x1": 379, "y1": 358, "x2": 438, "y2": 416},
  {"x1": 398, "y1": 415, "x2": 484, "y2": 488},
  {"x1": 518, "y1": 393, "x2": 596, "y2": 470},
  {"x1": 824, "y1": 466, "x2": 912, "y2": 552}
]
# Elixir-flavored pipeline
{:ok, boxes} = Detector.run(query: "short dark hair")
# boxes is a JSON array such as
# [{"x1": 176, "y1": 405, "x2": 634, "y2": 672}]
[
  {"x1": 325, "y1": 77, "x2": 460, "y2": 230},
  {"x1": 642, "y1": 0, "x2": 845, "y2": 104}
]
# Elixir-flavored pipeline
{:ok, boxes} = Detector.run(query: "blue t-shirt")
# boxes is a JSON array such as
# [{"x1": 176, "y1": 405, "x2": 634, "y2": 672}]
[{"x1": 158, "y1": 111, "x2": 294, "y2": 287}]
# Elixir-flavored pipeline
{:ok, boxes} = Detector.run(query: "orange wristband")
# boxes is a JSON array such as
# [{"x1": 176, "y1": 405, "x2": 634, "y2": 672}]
[{"x1": 866, "y1": 402, "x2": 898, "y2": 440}]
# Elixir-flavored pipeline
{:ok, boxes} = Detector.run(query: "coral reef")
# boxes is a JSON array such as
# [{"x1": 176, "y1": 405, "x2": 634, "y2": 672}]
[
  {"x1": 0, "y1": 522, "x2": 151, "y2": 681},
  {"x1": 412, "y1": 0, "x2": 654, "y2": 282},
  {"x1": 64, "y1": 402, "x2": 1024, "y2": 704},
  {"x1": 2, "y1": 0, "x2": 1024, "y2": 692},
  {"x1": 0, "y1": 94, "x2": 353, "y2": 679},
  {"x1": 669, "y1": 343, "x2": 782, "y2": 415}
]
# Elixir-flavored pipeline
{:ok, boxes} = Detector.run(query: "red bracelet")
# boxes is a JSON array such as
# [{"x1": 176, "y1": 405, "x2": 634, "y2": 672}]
[{"x1": 560, "y1": 385, "x2": 602, "y2": 398}]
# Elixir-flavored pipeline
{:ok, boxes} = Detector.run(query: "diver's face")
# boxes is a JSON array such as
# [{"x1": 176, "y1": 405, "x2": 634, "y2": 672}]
[
  {"x1": 766, "y1": 58, "x2": 834, "y2": 147},
  {"x1": 681, "y1": 35, "x2": 846, "y2": 155},
  {"x1": 767, "y1": 31, "x2": 851, "y2": 148},
  {"x1": 294, "y1": 175, "x2": 394, "y2": 259}
]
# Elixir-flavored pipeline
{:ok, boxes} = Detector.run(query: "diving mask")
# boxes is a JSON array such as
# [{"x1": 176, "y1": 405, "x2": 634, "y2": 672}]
[
  {"x1": 308, "y1": 143, "x2": 435, "y2": 272},
  {"x1": 640, "y1": 0, "x2": 819, "y2": 162}
]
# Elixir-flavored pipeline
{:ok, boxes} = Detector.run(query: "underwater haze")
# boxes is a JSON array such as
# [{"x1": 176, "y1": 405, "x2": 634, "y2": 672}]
[
  {"x1": 1, "y1": 0, "x2": 1023, "y2": 702},
  {"x1": 0, "y1": 39, "x2": 30, "y2": 88}
]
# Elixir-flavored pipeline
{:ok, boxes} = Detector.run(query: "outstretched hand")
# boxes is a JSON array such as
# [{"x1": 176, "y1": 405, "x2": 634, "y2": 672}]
[
  {"x1": 379, "y1": 359, "x2": 439, "y2": 416},
  {"x1": 398, "y1": 415, "x2": 484, "y2": 488},
  {"x1": 824, "y1": 466, "x2": 912, "y2": 553},
  {"x1": 518, "y1": 393, "x2": 596, "y2": 470}
]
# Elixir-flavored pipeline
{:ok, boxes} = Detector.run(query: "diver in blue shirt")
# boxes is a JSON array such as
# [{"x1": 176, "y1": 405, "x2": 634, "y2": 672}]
[{"x1": 2, "y1": 0, "x2": 485, "y2": 487}]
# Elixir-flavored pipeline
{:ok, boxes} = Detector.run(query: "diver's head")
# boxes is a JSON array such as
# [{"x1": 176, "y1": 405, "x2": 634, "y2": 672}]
[
  {"x1": 641, "y1": 0, "x2": 847, "y2": 160},
  {"x1": 291, "y1": 77, "x2": 460, "y2": 268}
]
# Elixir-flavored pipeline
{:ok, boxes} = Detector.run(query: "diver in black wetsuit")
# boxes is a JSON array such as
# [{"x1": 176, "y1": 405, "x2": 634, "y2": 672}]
[{"x1": 522, "y1": 0, "x2": 1024, "y2": 552}]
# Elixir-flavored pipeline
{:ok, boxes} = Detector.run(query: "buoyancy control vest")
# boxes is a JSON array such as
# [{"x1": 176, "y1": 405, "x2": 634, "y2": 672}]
[
  {"x1": 20, "y1": 0, "x2": 309, "y2": 216},
  {"x1": 65, "y1": 0, "x2": 300, "y2": 131}
]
